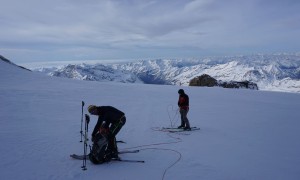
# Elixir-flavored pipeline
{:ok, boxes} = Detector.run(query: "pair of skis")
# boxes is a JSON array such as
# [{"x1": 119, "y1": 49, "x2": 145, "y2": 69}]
[
  {"x1": 70, "y1": 149, "x2": 144, "y2": 163},
  {"x1": 72, "y1": 124, "x2": 200, "y2": 167},
  {"x1": 161, "y1": 126, "x2": 200, "y2": 132}
]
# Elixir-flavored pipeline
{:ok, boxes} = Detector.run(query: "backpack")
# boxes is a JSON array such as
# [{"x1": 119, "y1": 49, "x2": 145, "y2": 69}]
[{"x1": 89, "y1": 133, "x2": 111, "y2": 164}]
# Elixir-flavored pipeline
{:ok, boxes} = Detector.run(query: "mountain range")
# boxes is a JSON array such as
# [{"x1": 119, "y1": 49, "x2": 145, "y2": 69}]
[{"x1": 33, "y1": 53, "x2": 300, "y2": 93}]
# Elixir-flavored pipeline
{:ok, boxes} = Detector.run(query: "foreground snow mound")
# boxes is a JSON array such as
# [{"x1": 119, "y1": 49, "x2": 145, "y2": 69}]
[{"x1": 1, "y1": 59, "x2": 300, "y2": 180}]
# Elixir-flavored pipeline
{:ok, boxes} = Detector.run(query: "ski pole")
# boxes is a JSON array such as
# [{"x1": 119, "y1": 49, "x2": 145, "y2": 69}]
[
  {"x1": 82, "y1": 114, "x2": 90, "y2": 170},
  {"x1": 82, "y1": 117, "x2": 86, "y2": 170},
  {"x1": 80, "y1": 101, "x2": 85, "y2": 142},
  {"x1": 85, "y1": 114, "x2": 90, "y2": 142}
]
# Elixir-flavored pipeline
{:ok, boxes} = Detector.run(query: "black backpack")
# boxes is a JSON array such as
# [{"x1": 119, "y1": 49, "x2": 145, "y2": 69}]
[{"x1": 89, "y1": 133, "x2": 111, "y2": 164}]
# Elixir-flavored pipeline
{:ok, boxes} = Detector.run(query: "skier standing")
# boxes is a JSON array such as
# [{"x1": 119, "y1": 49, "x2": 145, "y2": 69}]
[
  {"x1": 88, "y1": 105, "x2": 126, "y2": 158},
  {"x1": 177, "y1": 89, "x2": 191, "y2": 130}
]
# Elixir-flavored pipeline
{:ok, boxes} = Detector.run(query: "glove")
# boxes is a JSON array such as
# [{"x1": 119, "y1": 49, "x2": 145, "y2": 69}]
[
  {"x1": 99, "y1": 127, "x2": 110, "y2": 135},
  {"x1": 91, "y1": 135, "x2": 95, "y2": 142}
]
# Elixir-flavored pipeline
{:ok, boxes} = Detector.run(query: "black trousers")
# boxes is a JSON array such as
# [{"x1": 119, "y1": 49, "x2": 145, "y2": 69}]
[{"x1": 108, "y1": 116, "x2": 126, "y2": 151}]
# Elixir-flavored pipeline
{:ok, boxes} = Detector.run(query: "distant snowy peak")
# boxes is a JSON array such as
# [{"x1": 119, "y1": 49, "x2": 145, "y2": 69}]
[
  {"x1": 46, "y1": 63, "x2": 142, "y2": 83},
  {"x1": 33, "y1": 54, "x2": 300, "y2": 93}
]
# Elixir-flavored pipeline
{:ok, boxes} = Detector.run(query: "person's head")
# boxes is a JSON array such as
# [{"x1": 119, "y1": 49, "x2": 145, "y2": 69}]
[
  {"x1": 88, "y1": 105, "x2": 98, "y2": 115},
  {"x1": 178, "y1": 89, "x2": 184, "y2": 95}
]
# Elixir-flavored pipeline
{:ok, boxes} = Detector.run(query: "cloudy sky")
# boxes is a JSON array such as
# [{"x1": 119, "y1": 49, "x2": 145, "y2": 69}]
[{"x1": 1, "y1": 0, "x2": 300, "y2": 63}]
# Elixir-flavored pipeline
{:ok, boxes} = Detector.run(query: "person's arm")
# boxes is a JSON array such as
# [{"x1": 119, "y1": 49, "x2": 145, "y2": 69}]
[{"x1": 92, "y1": 116, "x2": 104, "y2": 137}]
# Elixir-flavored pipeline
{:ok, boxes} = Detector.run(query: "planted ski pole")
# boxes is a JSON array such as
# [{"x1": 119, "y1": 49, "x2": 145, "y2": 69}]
[
  {"x1": 82, "y1": 114, "x2": 90, "y2": 170},
  {"x1": 80, "y1": 101, "x2": 85, "y2": 142}
]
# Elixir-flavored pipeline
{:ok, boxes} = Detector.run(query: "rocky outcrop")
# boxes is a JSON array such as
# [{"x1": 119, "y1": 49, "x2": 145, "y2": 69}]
[
  {"x1": 219, "y1": 80, "x2": 258, "y2": 90},
  {"x1": 189, "y1": 74, "x2": 258, "y2": 90},
  {"x1": 189, "y1": 74, "x2": 218, "y2": 87}
]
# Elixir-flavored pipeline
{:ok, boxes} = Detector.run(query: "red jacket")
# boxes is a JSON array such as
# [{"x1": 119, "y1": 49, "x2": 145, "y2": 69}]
[{"x1": 178, "y1": 93, "x2": 189, "y2": 110}]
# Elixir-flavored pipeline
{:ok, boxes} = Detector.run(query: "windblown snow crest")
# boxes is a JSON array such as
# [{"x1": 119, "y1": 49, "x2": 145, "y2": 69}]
[{"x1": 33, "y1": 54, "x2": 300, "y2": 93}]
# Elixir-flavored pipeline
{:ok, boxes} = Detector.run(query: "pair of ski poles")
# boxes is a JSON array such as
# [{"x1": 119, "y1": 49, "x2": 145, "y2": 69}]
[{"x1": 80, "y1": 101, "x2": 89, "y2": 170}]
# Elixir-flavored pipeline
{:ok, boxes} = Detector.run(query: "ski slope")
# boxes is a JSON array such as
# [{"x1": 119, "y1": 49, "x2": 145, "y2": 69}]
[{"x1": 1, "y1": 59, "x2": 300, "y2": 180}]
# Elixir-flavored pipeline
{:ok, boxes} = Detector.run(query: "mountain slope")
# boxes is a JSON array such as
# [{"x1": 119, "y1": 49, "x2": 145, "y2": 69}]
[
  {"x1": 0, "y1": 55, "x2": 31, "y2": 71},
  {"x1": 1, "y1": 59, "x2": 300, "y2": 180}
]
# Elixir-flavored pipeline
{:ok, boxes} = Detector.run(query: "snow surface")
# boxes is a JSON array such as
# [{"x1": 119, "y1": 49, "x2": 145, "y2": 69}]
[{"x1": 1, "y1": 60, "x2": 300, "y2": 180}]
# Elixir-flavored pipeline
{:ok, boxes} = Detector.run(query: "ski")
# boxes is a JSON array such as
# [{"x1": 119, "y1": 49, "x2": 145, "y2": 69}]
[
  {"x1": 70, "y1": 154, "x2": 87, "y2": 160},
  {"x1": 112, "y1": 158, "x2": 145, "y2": 163},
  {"x1": 70, "y1": 155, "x2": 144, "y2": 163},
  {"x1": 70, "y1": 150, "x2": 140, "y2": 160},
  {"x1": 162, "y1": 126, "x2": 198, "y2": 130},
  {"x1": 163, "y1": 127, "x2": 200, "y2": 132},
  {"x1": 118, "y1": 149, "x2": 139, "y2": 154}
]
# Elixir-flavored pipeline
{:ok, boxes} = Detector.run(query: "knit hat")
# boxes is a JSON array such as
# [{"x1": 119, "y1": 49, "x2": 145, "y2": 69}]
[
  {"x1": 88, "y1": 105, "x2": 97, "y2": 114},
  {"x1": 178, "y1": 89, "x2": 184, "y2": 94}
]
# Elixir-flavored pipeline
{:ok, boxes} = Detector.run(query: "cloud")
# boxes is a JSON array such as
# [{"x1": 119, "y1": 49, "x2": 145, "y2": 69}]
[{"x1": 0, "y1": 0, "x2": 299, "y2": 63}]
